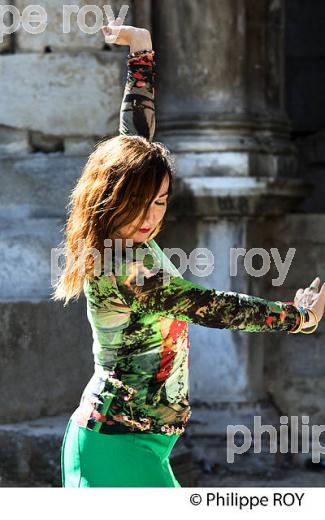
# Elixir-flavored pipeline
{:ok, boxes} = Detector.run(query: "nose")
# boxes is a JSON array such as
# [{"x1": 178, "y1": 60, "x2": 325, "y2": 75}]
[{"x1": 142, "y1": 205, "x2": 155, "y2": 226}]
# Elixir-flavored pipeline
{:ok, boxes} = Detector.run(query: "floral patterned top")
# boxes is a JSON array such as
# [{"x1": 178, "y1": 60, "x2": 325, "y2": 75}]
[{"x1": 70, "y1": 49, "x2": 301, "y2": 436}]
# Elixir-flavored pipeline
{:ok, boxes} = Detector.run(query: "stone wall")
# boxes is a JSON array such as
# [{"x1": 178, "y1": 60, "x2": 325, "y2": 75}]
[{"x1": 0, "y1": 1, "x2": 133, "y2": 155}]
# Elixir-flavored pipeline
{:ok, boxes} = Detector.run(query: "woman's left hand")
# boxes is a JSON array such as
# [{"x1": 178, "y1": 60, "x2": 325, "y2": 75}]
[
  {"x1": 294, "y1": 276, "x2": 325, "y2": 329},
  {"x1": 101, "y1": 16, "x2": 151, "y2": 50}
]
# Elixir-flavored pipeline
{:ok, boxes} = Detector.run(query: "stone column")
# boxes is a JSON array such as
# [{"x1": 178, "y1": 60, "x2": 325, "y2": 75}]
[
  {"x1": 154, "y1": 0, "x2": 312, "y2": 464},
  {"x1": 133, "y1": 0, "x2": 152, "y2": 32},
  {"x1": 153, "y1": 0, "x2": 303, "y2": 180}
]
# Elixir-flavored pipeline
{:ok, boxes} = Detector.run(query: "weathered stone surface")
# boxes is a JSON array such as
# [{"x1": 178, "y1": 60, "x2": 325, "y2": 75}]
[
  {"x1": 154, "y1": 0, "x2": 286, "y2": 122},
  {"x1": 0, "y1": 52, "x2": 124, "y2": 137},
  {"x1": 152, "y1": 0, "x2": 299, "y2": 182},
  {"x1": 0, "y1": 0, "x2": 12, "y2": 53},
  {"x1": 0, "y1": 154, "x2": 86, "y2": 219},
  {"x1": 156, "y1": 131, "x2": 300, "y2": 179},
  {"x1": 0, "y1": 155, "x2": 86, "y2": 302},
  {"x1": 64, "y1": 136, "x2": 97, "y2": 155},
  {"x1": 0, "y1": 217, "x2": 65, "y2": 300},
  {"x1": 0, "y1": 125, "x2": 31, "y2": 154},
  {"x1": 15, "y1": 0, "x2": 133, "y2": 52},
  {"x1": 258, "y1": 214, "x2": 325, "y2": 423},
  {"x1": 0, "y1": 298, "x2": 94, "y2": 423},
  {"x1": 0, "y1": 414, "x2": 70, "y2": 485},
  {"x1": 168, "y1": 176, "x2": 313, "y2": 216},
  {"x1": 28, "y1": 130, "x2": 64, "y2": 153},
  {"x1": 132, "y1": 0, "x2": 152, "y2": 32}
]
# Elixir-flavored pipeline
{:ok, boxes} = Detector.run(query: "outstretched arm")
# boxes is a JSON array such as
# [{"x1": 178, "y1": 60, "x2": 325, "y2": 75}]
[
  {"x1": 108, "y1": 241, "x2": 304, "y2": 333},
  {"x1": 115, "y1": 269, "x2": 301, "y2": 333},
  {"x1": 102, "y1": 21, "x2": 155, "y2": 141}
]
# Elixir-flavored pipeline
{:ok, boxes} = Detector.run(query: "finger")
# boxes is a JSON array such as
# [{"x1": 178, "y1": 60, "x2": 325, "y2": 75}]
[
  {"x1": 310, "y1": 294, "x2": 318, "y2": 304},
  {"x1": 101, "y1": 27, "x2": 112, "y2": 38},
  {"x1": 309, "y1": 276, "x2": 321, "y2": 292},
  {"x1": 108, "y1": 19, "x2": 119, "y2": 28},
  {"x1": 103, "y1": 31, "x2": 118, "y2": 44},
  {"x1": 307, "y1": 295, "x2": 318, "y2": 306},
  {"x1": 296, "y1": 288, "x2": 304, "y2": 298},
  {"x1": 105, "y1": 24, "x2": 120, "y2": 35},
  {"x1": 320, "y1": 282, "x2": 325, "y2": 301}
]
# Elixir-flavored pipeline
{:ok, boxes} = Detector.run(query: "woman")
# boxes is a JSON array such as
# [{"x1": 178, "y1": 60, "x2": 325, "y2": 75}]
[{"x1": 54, "y1": 18, "x2": 325, "y2": 487}]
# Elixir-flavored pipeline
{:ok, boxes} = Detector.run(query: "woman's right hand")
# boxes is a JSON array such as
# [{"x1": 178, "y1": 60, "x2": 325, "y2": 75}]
[
  {"x1": 294, "y1": 276, "x2": 325, "y2": 330},
  {"x1": 101, "y1": 17, "x2": 152, "y2": 52}
]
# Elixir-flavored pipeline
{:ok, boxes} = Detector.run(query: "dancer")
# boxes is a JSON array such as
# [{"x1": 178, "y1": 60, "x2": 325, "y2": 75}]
[{"x1": 54, "y1": 18, "x2": 325, "y2": 487}]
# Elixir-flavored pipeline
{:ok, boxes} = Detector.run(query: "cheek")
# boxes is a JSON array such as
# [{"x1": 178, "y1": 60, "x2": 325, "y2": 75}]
[
  {"x1": 119, "y1": 213, "x2": 141, "y2": 234},
  {"x1": 155, "y1": 206, "x2": 166, "y2": 220},
  {"x1": 118, "y1": 218, "x2": 139, "y2": 236}
]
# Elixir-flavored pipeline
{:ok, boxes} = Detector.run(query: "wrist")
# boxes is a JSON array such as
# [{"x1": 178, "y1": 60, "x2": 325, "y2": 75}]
[
  {"x1": 129, "y1": 29, "x2": 152, "y2": 53},
  {"x1": 288, "y1": 304, "x2": 320, "y2": 334},
  {"x1": 301, "y1": 308, "x2": 317, "y2": 329}
]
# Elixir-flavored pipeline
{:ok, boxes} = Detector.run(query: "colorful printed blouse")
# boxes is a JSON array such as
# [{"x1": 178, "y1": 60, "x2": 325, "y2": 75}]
[{"x1": 70, "y1": 49, "x2": 301, "y2": 436}]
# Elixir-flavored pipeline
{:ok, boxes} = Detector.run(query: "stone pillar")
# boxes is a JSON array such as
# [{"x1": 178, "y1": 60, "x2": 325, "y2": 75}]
[
  {"x1": 153, "y1": 0, "x2": 301, "y2": 179},
  {"x1": 154, "y1": 0, "x2": 313, "y2": 464},
  {"x1": 133, "y1": 0, "x2": 152, "y2": 32}
]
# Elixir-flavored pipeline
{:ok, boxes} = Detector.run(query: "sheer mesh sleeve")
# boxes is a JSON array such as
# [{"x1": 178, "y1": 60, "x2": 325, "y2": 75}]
[
  {"x1": 113, "y1": 243, "x2": 301, "y2": 334},
  {"x1": 119, "y1": 50, "x2": 156, "y2": 142}
]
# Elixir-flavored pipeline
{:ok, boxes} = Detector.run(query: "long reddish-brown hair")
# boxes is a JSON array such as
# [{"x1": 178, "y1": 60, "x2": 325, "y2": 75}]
[{"x1": 52, "y1": 135, "x2": 175, "y2": 306}]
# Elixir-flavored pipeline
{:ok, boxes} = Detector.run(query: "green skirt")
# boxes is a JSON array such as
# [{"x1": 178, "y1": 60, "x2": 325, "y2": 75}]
[{"x1": 60, "y1": 418, "x2": 182, "y2": 487}]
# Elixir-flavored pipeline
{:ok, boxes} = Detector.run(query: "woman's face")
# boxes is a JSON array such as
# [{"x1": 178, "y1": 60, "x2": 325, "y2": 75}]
[{"x1": 117, "y1": 174, "x2": 170, "y2": 244}]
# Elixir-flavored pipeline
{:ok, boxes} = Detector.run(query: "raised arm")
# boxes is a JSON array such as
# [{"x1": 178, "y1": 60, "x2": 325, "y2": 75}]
[
  {"x1": 119, "y1": 47, "x2": 155, "y2": 141},
  {"x1": 102, "y1": 21, "x2": 155, "y2": 141}
]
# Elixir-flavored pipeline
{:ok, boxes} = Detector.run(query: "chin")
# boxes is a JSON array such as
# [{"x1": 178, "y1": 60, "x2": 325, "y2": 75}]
[
  {"x1": 132, "y1": 231, "x2": 152, "y2": 243},
  {"x1": 133, "y1": 236, "x2": 146, "y2": 244}
]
